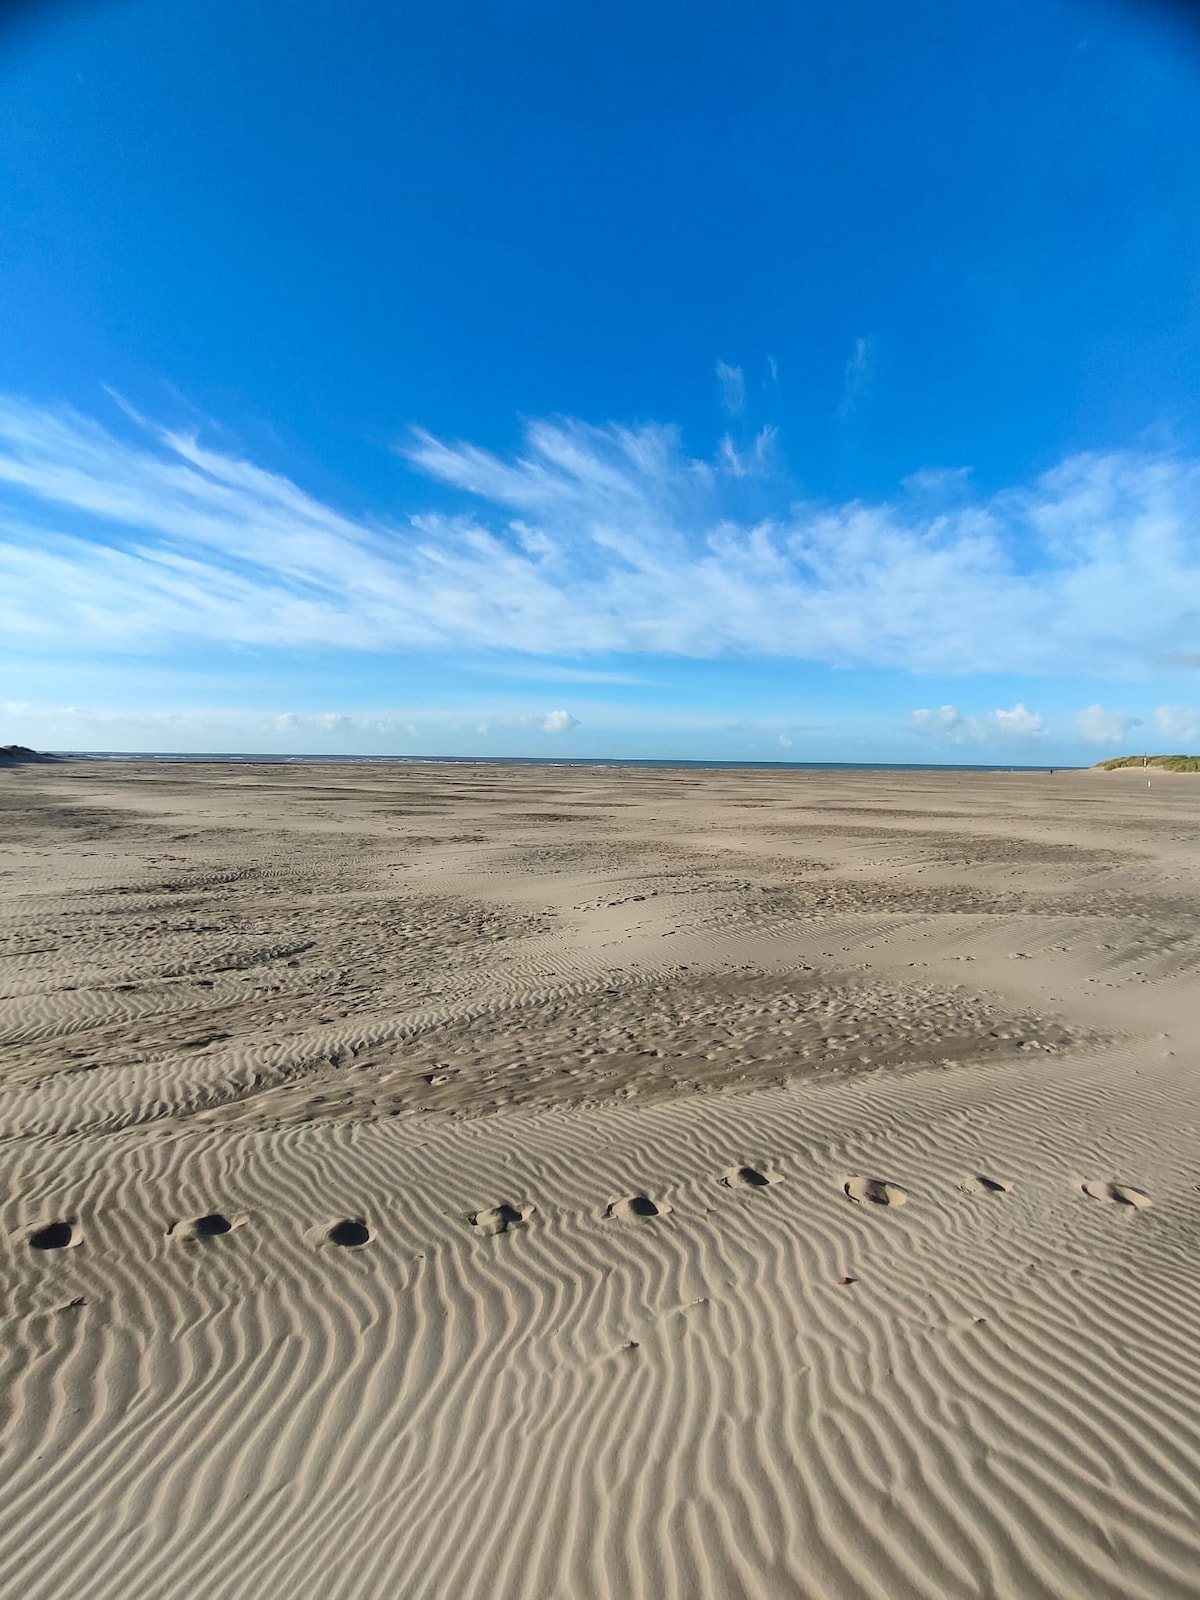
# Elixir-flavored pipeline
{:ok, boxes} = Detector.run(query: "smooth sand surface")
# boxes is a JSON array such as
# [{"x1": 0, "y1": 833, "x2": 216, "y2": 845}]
[{"x1": 1, "y1": 760, "x2": 1198, "y2": 1599}]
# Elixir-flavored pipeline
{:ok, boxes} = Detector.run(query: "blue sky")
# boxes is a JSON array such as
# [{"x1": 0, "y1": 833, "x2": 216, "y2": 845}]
[{"x1": 3, "y1": 0, "x2": 1200, "y2": 762}]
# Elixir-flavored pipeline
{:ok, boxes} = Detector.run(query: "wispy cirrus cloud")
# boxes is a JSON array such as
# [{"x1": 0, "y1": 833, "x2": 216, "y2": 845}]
[
  {"x1": 836, "y1": 336, "x2": 874, "y2": 417},
  {"x1": 715, "y1": 361, "x2": 745, "y2": 417},
  {"x1": 3, "y1": 393, "x2": 1200, "y2": 675}
]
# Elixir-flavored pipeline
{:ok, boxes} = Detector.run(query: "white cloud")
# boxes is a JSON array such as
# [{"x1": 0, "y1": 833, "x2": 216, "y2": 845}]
[
  {"x1": 777, "y1": 733, "x2": 793, "y2": 748},
  {"x1": 910, "y1": 705, "x2": 970, "y2": 738},
  {"x1": 1076, "y1": 704, "x2": 1142, "y2": 745},
  {"x1": 717, "y1": 433, "x2": 746, "y2": 479},
  {"x1": 902, "y1": 466, "x2": 972, "y2": 497},
  {"x1": 716, "y1": 426, "x2": 776, "y2": 481},
  {"x1": 909, "y1": 702, "x2": 1045, "y2": 742},
  {"x1": 716, "y1": 361, "x2": 745, "y2": 417},
  {"x1": 4, "y1": 395, "x2": 1200, "y2": 677},
  {"x1": 994, "y1": 702, "x2": 1045, "y2": 738},
  {"x1": 0, "y1": 698, "x2": 589, "y2": 750},
  {"x1": 1154, "y1": 704, "x2": 1200, "y2": 745}
]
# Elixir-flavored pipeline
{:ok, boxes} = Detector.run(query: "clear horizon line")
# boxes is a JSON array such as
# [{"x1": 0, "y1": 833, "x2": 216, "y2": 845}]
[{"x1": 41, "y1": 749, "x2": 1080, "y2": 772}]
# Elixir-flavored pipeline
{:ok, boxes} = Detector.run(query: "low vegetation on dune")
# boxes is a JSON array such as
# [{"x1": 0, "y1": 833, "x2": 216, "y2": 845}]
[
  {"x1": 1097, "y1": 753, "x2": 1200, "y2": 772},
  {"x1": 0, "y1": 745, "x2": 58, "y2": 765}
]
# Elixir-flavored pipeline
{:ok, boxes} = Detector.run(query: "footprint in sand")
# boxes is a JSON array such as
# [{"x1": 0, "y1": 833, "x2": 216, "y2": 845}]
[
  {"x1": 29, "y1": 1220, "x2": 80, "y2": 1251},
  {"x1": 1081, "y1": 1180, "x2": 1151, "y2": 1209},
  {"x1": 169, "y1": 1212, "x2": 245, "y2": 1240},
  {"x1": 469, "y1": 1203, "x2": 532, "y2": 1236},
  {"x1": 304, "y1": 1217, "x2": 374, "y2": 1248},
  {"x1": 326, "y1": 1218, "x2": 374, "y2": 1247},
  {"x1": 958, "y1": 1174, "x2": 1009, "y2": 1195},
  {"x1": 720, "y1": 1165, "x2": 782, "y2": 1189},
  {"x1": 605, "y1": 1195, "x2": 670, "y2": 1222},
  {"x1": 843, "y1": 1176, "x2": 908, "y2": 1207}
]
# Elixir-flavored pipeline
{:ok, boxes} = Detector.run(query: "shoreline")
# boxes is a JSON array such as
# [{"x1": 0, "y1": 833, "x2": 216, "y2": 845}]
[{"x1": 43, "y1": 749, "x2": 1070, "y2": 771}]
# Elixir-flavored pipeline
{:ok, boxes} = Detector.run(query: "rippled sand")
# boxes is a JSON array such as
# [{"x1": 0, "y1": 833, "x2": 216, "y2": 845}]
[{"x1": 1, "y1": 760, "x2": 1197, "y2": 1599}]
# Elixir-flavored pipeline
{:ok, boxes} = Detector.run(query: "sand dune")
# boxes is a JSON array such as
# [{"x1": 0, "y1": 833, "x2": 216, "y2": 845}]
[{"x1": 1, "y1": 761, "x2": 1198, "y2": 1598}]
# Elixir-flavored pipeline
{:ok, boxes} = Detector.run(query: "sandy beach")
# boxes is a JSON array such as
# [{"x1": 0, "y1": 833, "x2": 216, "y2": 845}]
[{"x1": 0, "y1": 758, "x2": 1197, "y2": 1600}]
